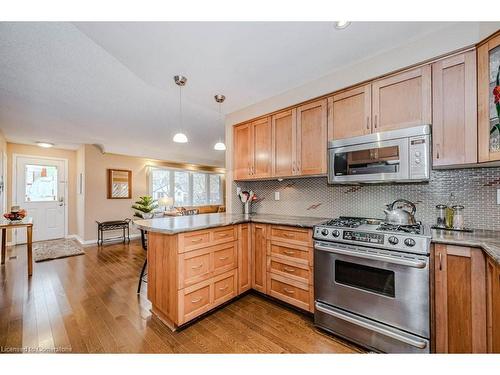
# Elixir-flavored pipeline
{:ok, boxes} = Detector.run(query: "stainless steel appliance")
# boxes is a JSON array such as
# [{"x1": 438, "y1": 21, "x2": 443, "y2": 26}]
[
  {"x1": 328, "y1": 125, "x2": 431, "y2": 184},
  {"x1": 313, "y1": 217, "x2": 431, "y2": 353},
  {"x1": 383, "y1": 199, "x2": 417, "y2": 225}
]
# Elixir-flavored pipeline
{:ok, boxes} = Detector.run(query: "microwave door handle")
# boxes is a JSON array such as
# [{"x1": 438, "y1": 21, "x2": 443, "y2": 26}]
[
  {"x1": 314, "y1": 244, "x2": 427, "y2": 269},
  {"x1": 315, "y1": 302, "x2": 428, "y2": 349}
]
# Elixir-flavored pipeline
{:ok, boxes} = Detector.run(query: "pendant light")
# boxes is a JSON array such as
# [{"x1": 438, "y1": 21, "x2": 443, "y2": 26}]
[
  {"x1": 173, "y1": 75, "x2": 188, "y2": 143},
  {"x1": 213, "y1": 94, "x2": 226, "y2": 151}
]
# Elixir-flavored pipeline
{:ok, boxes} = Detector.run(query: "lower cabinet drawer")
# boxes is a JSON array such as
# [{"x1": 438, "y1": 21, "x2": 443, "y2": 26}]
[
  {"x1": 213, "y1": 269, "x2": 237, "y2": 306},
  {"x1": 179, "y1": 282, "x2": 211, "y2": 324},
  {"x1": 268, "y1": 257, "x2": 311, "y2": 285},
  {"x1": 213, "y1": 243, "x2": 237, "y2": 275},
  {"x1": 178, "y1": 269, "x2": 238, "y2": 325},
  {"x1": 267, "y1": 273, "x2": 311, "y2": 311},
  {"x1": 270, "y1": 241, "x2": 311, "y2": 265}
]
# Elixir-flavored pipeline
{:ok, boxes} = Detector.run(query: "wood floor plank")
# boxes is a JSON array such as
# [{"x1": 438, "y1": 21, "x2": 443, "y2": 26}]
[{"x1": 0, "y1": 239, "x2": 359, "y2": 354}]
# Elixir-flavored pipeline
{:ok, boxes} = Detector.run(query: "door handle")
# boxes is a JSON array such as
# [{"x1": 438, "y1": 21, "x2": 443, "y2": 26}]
[
  {"x1": 58, "y1": 197, "x2": 64, "y2": 207},
  {"x1": 314, "y1": 243, "x2": 427, "y2": 269}
]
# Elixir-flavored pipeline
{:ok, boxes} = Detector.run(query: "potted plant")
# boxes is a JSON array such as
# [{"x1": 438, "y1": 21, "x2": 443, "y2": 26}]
[{"x1": 132, "y1": 196, "x2": 159, "y2": 219}]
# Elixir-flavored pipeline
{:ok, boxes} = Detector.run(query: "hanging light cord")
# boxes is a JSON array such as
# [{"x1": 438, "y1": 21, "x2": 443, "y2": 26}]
[{"x1": 179, "y1": 84, "x2": 183, "y2": 131}]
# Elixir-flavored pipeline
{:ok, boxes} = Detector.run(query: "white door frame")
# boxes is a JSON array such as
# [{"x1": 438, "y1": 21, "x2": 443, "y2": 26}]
[
  {"x1": 12, "y1": 153, "x2": 69, "y2": 245},
  {"x1": 0, "y1": 150, "x2": 6, "y2": 218}
]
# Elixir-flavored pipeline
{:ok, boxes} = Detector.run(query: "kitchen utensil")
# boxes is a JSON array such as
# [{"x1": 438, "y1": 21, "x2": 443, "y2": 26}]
[{"x1": 383, "y1": 199, "x2": 417, "y2": 225}]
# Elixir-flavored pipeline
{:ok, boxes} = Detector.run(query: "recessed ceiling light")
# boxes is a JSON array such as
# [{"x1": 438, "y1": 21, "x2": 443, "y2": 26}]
[
  {"x1": 334, "y1": 21, "x2": 351, "y2": 30},
  {"x1": 36, "y1": 142, "x2": 54, "y2": 148}
]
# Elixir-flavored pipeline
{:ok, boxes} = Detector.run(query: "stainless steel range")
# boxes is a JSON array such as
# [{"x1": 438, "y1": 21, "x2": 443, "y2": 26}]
[{"x1": 313, "y1": 216, "x2": 431, "y2": 353}]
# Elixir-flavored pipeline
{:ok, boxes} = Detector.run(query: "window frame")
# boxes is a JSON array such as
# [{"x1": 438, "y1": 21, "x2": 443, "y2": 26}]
[{"x1": 149, "y1": 166, "x2": 224, "y2": 207}]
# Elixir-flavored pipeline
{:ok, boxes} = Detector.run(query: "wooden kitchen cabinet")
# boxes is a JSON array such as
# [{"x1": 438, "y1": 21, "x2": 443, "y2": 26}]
[
  {"x1": 434, "y1": 244, "x2": 487, "y2": 353},
  {"x1": 432, "y1": 50, "x2": 477, "y2": 167},
  {"x1": 296, "y1": 99, "x2": 327, "y2": 175},
  {"x1": 478, "y1": 31, "x2": 500, "y2": 163},
  {"x1": 272, "y1": 109, "x2": 297, "y2": 177},
  {"x1": 251, "y1": 223, "x2": 267, "y2": 293},
  {"x1": 233, "y1": 117, "x2": 272, "y2": 180},
  {"x1": 372, "y1": 65, "x2": 432, "y2": 132},
  {"x1": 487, "y1": 257, "x2": 500, "y2": 353},
  {"x1": 233, "y1": 122, "x2": 252, "y2": 180},
  {"x1": 238, "y1": 223, "x2": 251, "y2": 294},
  {"x1": 252, "y1": 117, "x2": 272, "y2": 178},
  {"x1": 328, "y1": 84, "x2": 372, "y2": 141}
]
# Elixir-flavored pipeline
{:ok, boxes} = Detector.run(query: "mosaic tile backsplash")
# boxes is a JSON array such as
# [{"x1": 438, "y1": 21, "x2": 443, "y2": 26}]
[{"x1": 233, "y1": 167, "x2": 500, "y2": 230}]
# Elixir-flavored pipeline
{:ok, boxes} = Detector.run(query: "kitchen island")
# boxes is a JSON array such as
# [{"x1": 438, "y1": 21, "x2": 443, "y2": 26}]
[{"x1": 133, "y1": 213, "x2": 326, "y2": 330}]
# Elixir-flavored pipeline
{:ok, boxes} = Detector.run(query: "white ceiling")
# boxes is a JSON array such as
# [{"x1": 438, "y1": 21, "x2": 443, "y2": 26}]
[{"x1": 0, "y1": 22, "x2": 454, "y2": 166}]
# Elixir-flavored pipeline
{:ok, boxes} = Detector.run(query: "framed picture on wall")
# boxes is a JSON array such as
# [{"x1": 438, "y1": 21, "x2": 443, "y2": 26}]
[{"x1": 107, "y1": 169, "x2": 132, "y2": 199}]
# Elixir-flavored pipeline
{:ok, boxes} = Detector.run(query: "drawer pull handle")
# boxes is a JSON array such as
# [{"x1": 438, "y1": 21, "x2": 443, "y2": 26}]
[
  {"x1": 218, "y1": 285, "x2": 228, "y2": 291},
  {"x1": 217, "y1": 233, "x2": 228, "y2": 237},
  {"x1": 191, "y1": 297, "x2": 203, "y2": 303},
  {"x1": 190, "y1": 238, "x2": 203, "y2": 243},
  {"x1": 218, "y1": 256, "x2": 229, "y2": 261},
  {"x1": 191, "y1": 264, "x2": 204, "y2": 269},
  {"x1": 283, "y1": 233, "x2": 294, "y2": 238},
  {"x1": 283, "y1": 250, "x2": 295, "y2": 255},
  {"x1": 283, "y1": 288, "x2": 295, "y2": 294},
  {"x1": 284, "y1": 267, "x2": 296, "y2": 273}
]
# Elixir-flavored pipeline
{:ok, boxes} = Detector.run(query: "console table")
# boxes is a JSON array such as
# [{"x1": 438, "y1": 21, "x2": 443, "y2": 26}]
[
  {"x1": 0, "y1": 217, "x2": 33, "y2": 276},
  {"x1": 96, "y1": 219, "x2": 131, "y2": 245}
]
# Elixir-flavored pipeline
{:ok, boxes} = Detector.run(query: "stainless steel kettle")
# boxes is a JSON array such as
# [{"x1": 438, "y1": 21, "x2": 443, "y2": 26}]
[{"x1": 383, "y1": 199, "x2": 417, "y2": 225}]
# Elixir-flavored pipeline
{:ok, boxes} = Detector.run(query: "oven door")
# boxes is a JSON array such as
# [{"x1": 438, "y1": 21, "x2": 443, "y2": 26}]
[
  {"x1": 314, "y1": 241, "x2": 429, "y2": 338},
  {"x1": 328, "y1": 138, "x2": 409, "y2": 184}
]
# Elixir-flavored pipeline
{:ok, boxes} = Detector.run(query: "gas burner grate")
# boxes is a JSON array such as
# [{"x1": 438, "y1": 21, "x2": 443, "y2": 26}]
[
  {"x1": 325, "y1": 216, "x2": 382, "y2": 228},
  {"x1": 377, "y1": 222, "x2": 423, "y2": 235}
]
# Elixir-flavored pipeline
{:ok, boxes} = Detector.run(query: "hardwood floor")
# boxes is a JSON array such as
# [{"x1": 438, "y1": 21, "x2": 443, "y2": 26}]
[{"x1": 0, "y1": 239, "x2": 360, "y2": 354}]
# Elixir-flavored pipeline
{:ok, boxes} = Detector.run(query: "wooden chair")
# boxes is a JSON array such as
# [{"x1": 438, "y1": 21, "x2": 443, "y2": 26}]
[{"x1": 137, "y1": 229, "x2": 148, "y2": 294}]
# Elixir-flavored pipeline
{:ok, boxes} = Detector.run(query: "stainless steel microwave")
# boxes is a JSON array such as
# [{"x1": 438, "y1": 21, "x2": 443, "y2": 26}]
[{"x1": 328, "y1": 125, "x2": 431, "y2": 184}]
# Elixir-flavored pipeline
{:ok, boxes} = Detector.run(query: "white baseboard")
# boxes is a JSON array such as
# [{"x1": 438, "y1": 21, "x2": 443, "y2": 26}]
[{"x1": 70, "y1": 233, "x2": 141, "y2": 246}]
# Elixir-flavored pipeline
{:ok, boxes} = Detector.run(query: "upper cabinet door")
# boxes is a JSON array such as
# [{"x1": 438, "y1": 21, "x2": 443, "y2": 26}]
[
  {"x1": 233, "y1": 123, "x2": 252, "y2": 180},
  {"x1": 272, "y1": 109, "x2": 297, "y2": 177},
  {"x1": 478, "y1": 31, "x2": 500, "y2": 163},
  {"x1": 432, "y1": 51, "x2": 477, "y2": 167},
  {"x1": 251, "y1": 117, "x2": 272, "y2": 178},
  {"x1": 328, "y1": 84, "x2": 372, "y2": 141},
  {"x1": 372, "y1": 65, "x2": 432, "y2": 132},
  {"x1": 296, "y1": 99, "x2": 327, "y2": 176}
]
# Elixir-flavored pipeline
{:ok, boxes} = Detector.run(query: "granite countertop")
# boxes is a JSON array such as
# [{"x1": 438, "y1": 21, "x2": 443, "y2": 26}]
[
  {"x1": 431, "y1": 228, "x2": 500, "y2": 265},
  {"x1": 133, "y1": 212, "x2": 328, "y2": 235}
]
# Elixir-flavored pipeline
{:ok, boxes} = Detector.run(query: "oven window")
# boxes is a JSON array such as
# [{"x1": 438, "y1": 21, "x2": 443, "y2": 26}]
[
  {"x1": 334, "y1": 260, "x2": 395, "y2": 298},
  {"x1": 334, "y1": 146, "x2": 400, "y2": 176}
]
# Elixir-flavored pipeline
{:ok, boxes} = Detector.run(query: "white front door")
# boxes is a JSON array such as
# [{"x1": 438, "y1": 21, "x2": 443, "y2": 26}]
[{"x1": 14, "y1": 156, "x2": 66, "y2": 243}]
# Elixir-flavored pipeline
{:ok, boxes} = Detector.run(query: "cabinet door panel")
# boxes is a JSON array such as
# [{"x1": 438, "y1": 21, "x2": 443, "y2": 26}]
[
  {"x1": 487, "y1": 258, "x2": 500, "y2": 353},
  {"x1": 478, "y1": 32, "x2": 500, "y2": 162},
  {"x1": 272, "y1": 109, "x2": 296, "y2": 177},
  {"x1": 434, "y1": 244, "x2": 487, "y2": 353},
  {"x1": 252, "y1": 117, "x2": 272, "y2": 178},
  {"x1": 432, "y1": 51, "x2": 477, "y2": 166},
  {"x1": 328, "y1": 84, "x2": 371, "y2": 141},
  {"x1": 251, "y1": 223, "x2": 267, "y2": 293},
  {"x1": 238, "y1": 224, "x2": 251, "y2": 293},
  {"x1": 372, "y1": 65, "x2": 431, "y2": 132},
  {"x1": 296, "y1": 99, "x2": 327, "y2": 175},
  {"x1": 233, "y1": 123, "x2": 252, "y2": 180}
]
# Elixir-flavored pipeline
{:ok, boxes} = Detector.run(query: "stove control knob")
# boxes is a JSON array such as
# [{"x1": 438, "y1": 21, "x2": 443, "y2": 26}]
[
  {"x1": 388, "y1": 236, "x2": 399, "y2": 245},
  {"x1": 404, "y1": 238, "x2": 416, "y2": 247},
  {"x1": 332, "y1": 230, "x2": 340, "y2": 238},
  {"x1": 321, "y1": 229, "x2": 329, "y2": 236}
]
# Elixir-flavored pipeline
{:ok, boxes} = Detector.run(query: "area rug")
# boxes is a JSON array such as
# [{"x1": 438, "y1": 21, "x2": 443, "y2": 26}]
[{"x1": 33, "y1": 239, "x2": 85, "y2": 262}]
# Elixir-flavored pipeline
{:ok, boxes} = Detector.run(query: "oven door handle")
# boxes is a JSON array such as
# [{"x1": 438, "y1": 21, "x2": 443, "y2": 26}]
[
  {"x1": 314, "y1": 244, "x2": 427, "y2": 269},
  {"x1": 315, "y1": 302, "x2": 428, "y2": 349}
]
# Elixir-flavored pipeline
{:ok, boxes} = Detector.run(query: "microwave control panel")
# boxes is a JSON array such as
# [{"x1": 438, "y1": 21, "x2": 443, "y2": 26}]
[{"x1": 408, "y1": 135, "x2": 430, "y2": 180}]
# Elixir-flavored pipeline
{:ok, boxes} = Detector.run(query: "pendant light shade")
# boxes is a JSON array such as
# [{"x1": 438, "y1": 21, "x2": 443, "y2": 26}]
[
  {"x1": 214, "y1": 142, "x2": 226, "y2": 151},
  {"x1": 213, "y1": 94, "x2": 226, "y2": 151},
  {"x1": 173, "y1": 133, "x2": 188, "y2": 143},
  {"x1": 173, "y1": 75, "x2": 188, "y2": 143}
]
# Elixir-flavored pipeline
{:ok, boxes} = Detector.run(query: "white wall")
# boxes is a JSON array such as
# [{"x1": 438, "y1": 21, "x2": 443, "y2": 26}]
[{"x1": 224, "y1": 22, "x2": 500, "y2": 213}]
